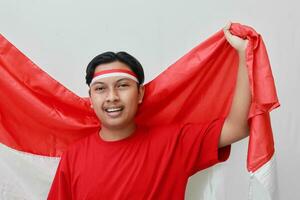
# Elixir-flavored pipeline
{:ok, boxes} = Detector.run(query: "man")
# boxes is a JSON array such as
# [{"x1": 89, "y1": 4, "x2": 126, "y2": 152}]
[{"x1": 47, "y1": 23, "x2": 251, "y2": 199}]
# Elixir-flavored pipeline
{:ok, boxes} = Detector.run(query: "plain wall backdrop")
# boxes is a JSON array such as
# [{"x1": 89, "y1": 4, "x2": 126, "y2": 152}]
[{"x1": 0, "y1": 0, "x2": 299, "y2": 199}]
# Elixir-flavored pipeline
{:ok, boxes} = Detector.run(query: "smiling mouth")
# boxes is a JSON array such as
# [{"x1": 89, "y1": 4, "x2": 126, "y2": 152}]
[
  {"x1": 104, "y1": 106, "x2": 124, "y2": 117},
  {"x1": 105, "y1": 107, "x2": 124, "y2": 113}
]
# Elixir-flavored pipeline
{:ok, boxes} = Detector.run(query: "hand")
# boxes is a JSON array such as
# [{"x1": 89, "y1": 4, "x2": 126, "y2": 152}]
[{"x1": 223, "y1": 22, "x2": 248, "y2": 54}]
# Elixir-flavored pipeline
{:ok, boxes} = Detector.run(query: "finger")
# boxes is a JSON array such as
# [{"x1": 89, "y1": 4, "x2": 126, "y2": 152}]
[
  {"x1": 223, "y1": 26, "x2": 232, "y2": 40},
  {"x1": 223, "y1": 21, "x2": 231, "y2": 31},
  {"x1": 223, "y1": 21, "x2": 232, "y2": 36},
  {"x1": 223, "y1": 29, "x2": 235, "y2": 47}
]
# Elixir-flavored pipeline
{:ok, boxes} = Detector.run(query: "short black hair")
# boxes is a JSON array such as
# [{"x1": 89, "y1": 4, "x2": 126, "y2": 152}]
[{"x1": 85, "y1": 51, "x2": 144, "y2": 86}]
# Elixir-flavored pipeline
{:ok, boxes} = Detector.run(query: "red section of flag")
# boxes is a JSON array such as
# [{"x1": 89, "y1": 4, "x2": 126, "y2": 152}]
[
  {"x1": 0, "y1": 23, "x2": 279, "y2": 172},
  {"x1": 0, "y1": 35, "x2": 100, "y2": 157}
]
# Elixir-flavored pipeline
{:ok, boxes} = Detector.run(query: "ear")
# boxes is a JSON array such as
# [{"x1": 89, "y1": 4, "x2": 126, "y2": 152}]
[
  {"x1": 89, "y1": 98, "x2": 93, "y2": 109},
  {"x1": 89, "y1": 89, "x2": 93, "y2": 109},
  {"x1": 138, "y1": 85, "x2": 145, "y2": 104}
]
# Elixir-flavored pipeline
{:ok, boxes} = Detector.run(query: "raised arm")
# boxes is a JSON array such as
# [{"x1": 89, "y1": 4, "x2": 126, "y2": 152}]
[{"x1": 218, "y1": 23, "x2": 251, "y2": 148}]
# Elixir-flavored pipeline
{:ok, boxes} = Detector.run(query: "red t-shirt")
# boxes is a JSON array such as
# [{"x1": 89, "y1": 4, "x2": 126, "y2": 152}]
[{"x1": 47, "y1": 118, "x2": 230, "y2": 200}]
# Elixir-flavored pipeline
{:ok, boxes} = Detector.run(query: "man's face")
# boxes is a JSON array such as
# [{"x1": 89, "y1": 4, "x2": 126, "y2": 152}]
[{"x1": 89, "y1": 61, "x2": 144, "y2": 130}]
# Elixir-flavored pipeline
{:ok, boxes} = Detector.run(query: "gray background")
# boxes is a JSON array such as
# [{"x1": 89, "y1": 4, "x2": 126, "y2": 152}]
[{"x1": 0, "y1": 0, "x2": 299, "y2": 199}]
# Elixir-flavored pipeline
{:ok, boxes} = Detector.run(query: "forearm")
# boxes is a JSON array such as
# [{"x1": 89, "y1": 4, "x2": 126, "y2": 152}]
[
  {"x1": 219, "y1": 24, "x2": 252, "y2": 147},
  {"x1": 219, "y1": 51, "x2": 251, "y2": 147},
  {"x1": 226, "y1": 51, "x2": 251, "y2": 137}
]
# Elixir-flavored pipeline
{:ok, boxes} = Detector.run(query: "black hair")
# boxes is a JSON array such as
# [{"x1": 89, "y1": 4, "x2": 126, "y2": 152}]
[{"x1": 85, "y1": 51, "x2": 144, "y2": 86}]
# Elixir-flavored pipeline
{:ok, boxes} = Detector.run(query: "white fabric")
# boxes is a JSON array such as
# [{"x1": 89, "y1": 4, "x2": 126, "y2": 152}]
[
  {"x1": 185, "y1": 166, "x2": 226, "y2": 200},
  {"x1": 251, "y1": 154, "x2": 278, "y2": 200},
  {"x1": 90, "y1": 72, "x2": 139, "y2": 86},
  {"x1": 0, "y1": 143, "x2": 59, "y2": 200}
]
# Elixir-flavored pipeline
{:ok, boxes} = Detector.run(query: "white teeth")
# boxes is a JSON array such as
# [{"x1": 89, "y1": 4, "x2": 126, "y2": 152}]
[{"x1": 106, "y1": 107, "x2": 122, "y2": 112}]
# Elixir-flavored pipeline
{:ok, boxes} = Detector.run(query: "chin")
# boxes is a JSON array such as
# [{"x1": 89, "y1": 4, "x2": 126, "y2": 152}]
[
  {"x1": 98, "y1": 111, "x2": 136, "y2": 130},
  {"x1": 101, "y1": 119, "x2": 130, "y2": 130}
]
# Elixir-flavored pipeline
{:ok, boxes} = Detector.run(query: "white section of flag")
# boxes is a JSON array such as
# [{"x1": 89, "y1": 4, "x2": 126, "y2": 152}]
[
  {"x1": 250, "y1": 154, "x2": 278, "y2": 200},
  {"x1": 0, "y1": 143, "x2": 59, "y2": 200}
]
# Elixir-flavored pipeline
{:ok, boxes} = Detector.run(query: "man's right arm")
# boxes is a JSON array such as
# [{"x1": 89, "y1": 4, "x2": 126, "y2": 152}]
[{"x1": 47, "y1": 153, "x2": 73, "y2": 200}]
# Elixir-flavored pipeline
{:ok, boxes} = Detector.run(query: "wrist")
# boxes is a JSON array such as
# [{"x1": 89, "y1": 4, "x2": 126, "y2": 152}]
[
  {"x1": 238, "y1": 49, "x2": 246, "y2": 57},
  {"x1": 238, "y1": 50, "x2": 246, "y2": 63}
]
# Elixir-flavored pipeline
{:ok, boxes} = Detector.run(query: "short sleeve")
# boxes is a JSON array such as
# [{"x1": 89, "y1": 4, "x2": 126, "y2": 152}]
[
  {"x1": 47, "y1": 152, "x2": 73, "y2": 200},
  {"x1": 177, "y1": 118, "x2": 231, "y2": 176}
]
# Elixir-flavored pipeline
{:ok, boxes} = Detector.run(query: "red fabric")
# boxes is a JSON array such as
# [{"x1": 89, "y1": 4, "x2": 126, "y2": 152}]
[
  {"x1": 47, "y1": 119, "x2": 230, "y2": 200},
  {"x1": 0, "y1": 23, "x2": 279, "y2": 172}
]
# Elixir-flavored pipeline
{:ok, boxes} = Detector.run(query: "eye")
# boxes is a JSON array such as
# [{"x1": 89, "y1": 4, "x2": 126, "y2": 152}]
[
  {"x1": 117, "y1": 83, "x2": 129, "y2": 88},
  {"x1": 95, "y1": 86, "x2": 105, "y2": 92}
]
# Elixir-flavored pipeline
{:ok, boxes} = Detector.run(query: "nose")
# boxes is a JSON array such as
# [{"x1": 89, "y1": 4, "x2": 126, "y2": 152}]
[{"x1": 105, "y1": 88, "x2": 120, "y2": 102}]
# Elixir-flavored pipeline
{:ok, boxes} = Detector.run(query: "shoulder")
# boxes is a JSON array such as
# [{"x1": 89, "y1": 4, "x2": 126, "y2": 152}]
[
  {"x1": 147, "y1": 118, "x2": 225, "y2": 139},
  {"x1": 179, "y1": 118, "x2": 226, "y2": 133}
]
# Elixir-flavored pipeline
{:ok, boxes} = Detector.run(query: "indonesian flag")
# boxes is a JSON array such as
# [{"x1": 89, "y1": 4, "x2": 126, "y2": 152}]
[{"x1": 0, "y1": 23, "x2": 279, "y2": 199}]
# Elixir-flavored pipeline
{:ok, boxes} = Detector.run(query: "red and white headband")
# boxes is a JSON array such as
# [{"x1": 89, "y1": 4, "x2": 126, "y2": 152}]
[{"x1": 90, "y1": 69, "x2": 139, "y2": 86}]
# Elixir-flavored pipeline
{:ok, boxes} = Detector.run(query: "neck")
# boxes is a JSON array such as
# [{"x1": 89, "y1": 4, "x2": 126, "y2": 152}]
[{"x1": 100, "y1": 122, "x2": 136, "y2": 141}]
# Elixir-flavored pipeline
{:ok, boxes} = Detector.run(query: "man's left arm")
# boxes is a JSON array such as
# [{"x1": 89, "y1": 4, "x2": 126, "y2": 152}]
[{"x1": 219, "y1": 23, "x2": 251, "y2": 148}]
